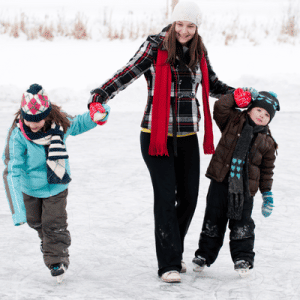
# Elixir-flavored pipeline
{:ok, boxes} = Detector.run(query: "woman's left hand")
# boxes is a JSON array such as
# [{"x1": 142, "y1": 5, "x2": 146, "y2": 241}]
[{"x1": 90, "y1": 102, "x2": 111, "y2": 125}]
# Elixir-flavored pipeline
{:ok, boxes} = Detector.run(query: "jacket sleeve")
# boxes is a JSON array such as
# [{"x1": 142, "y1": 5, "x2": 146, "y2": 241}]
[
  {"x1": 213, "y1": 93, "x2": 239, "y2": 132},
  {"x1": 67, "y1": 111, "x2": 97, "y2": 137},
  {"x1": 205, "y1": 51, "x2": 235, "y2": 98},
  {"x1": 2, "y1": 127, "x2": 27, "y2": 226},
  {"x1": 88, "y1": 40, "x2": 154, "y2": 105},
  {"x1": 259, "y1": 139, "x2": 276, "y2": 193}
]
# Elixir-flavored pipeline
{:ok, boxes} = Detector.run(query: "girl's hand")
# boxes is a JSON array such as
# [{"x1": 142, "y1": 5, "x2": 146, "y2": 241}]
[{"x1": 90, "y1": 102, "x2": 111, "y2": 125}]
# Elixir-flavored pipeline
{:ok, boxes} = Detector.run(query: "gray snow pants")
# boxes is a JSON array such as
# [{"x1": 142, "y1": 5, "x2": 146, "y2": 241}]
[{"x1": 23, "y1": 189, "x2": 71, "y2": 269}]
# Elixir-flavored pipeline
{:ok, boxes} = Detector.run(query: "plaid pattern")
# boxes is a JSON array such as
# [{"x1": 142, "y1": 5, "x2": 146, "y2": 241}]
[{"x1": 90, "y1": 26, "x2": 234, "y2": 135}]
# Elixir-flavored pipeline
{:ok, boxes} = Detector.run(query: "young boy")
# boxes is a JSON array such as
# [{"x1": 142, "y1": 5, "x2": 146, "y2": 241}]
[{"x1": 192, "y1": 88, "x2": 279, "y2": 277}]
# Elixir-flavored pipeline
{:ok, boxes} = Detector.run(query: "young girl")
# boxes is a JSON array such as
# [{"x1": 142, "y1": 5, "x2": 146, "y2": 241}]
[
  {"x1": 192, "y1": 88, "x2": 279, "y2": 277},
  {"x1": 88, "y1": 0, "x2": 237, "y2": 283},
  {"x1": 2, "y1": 84, "x2": 109, "y2": 282}
]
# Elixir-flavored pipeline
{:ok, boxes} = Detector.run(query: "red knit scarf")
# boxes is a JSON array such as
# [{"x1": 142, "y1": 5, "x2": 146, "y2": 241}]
[
  {"x1": 200, "y1": 52, "x2": 215, "y2": 154},
  {"x1": 148, "y1": 50, "x2": 172, "y2": 156},
  {"x1": 148, "y1": 49, "x2": 215, "y2": 156}
]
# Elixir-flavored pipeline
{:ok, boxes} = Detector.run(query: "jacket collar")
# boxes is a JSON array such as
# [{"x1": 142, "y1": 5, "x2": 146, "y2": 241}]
[{"x1": 147, "y1": 25, "x2": 171, "y2": 50}]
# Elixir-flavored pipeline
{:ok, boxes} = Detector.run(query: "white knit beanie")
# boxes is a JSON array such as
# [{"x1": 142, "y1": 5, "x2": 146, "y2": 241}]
[{"x1": 170, "y1": 1, "x2": 201, "y2": 27}]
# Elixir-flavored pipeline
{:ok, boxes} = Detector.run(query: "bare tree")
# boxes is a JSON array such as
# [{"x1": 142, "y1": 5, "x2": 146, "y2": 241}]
[{"x1": 171, "y1": 0, "x2": 179, "y2": 12}]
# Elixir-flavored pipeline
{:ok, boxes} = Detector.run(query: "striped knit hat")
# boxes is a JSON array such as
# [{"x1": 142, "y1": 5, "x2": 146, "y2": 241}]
[{"x1": 21, "y1": 84, "x2": 52, "y2": 122}]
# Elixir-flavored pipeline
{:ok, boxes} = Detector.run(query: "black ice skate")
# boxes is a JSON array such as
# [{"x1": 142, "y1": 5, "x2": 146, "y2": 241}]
[
  {"x1": 50, "y1": 263, "x2": 67, "y2": 283},
  {"x1": 234, "y1": 260, "x2": 251, "y2": 278},
  {"x1": 192, "y1": 255, "x2": 206, "y2": 272}
]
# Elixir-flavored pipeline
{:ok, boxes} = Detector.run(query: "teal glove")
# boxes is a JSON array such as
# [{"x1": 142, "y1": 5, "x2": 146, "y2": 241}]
[
  {"x1": 242, "y1": 87, "x2": 259, "y2": 100},
  {"x1": 101, "y1": 104, "x2": 110, "y2": 122},
  {"x1": 262, "y1": 191, "x2": 274, "y2": 217}
]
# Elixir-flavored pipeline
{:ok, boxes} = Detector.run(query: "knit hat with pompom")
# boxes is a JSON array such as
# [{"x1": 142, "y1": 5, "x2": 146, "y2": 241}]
[
  {"x1": 21, "y1": 84, "x2": 52, "y2": 122},
  {"x1": 248, "y1": 91, "x2": 280, "y2": 122}
]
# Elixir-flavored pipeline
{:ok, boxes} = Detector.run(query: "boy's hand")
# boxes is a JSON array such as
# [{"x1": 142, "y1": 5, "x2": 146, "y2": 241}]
[
  {"x1": 234, "y1": 88, "x2": 251, "y2": 108},
  {"x1": 262, "y1": 191, "x2": 274, "y2": 217},
  {"x1": 90, "y1": 101, "x2": 110, "y2": 125}
]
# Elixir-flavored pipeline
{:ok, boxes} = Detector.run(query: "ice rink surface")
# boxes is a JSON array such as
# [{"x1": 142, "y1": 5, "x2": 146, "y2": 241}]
[{"x1": 0, "y1": 0, "x2": 300, "y2": 299}]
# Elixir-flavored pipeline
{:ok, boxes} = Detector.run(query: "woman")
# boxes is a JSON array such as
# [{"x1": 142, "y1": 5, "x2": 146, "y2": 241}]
[{"x1": 88, "y1": 1, "x2": 235, "y2": 283}]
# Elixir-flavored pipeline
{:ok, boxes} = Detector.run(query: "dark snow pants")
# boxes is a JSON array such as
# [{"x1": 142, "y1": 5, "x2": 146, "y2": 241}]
[
  {"x1": 141, "y1": 132, "x2": 200, "y2": 276},
  {"x1": 23, "y1": 189, "x2": 71, "y2": 269},
  {"x1": 195, "y1": 179, "x2": 255, "y2": 268}
]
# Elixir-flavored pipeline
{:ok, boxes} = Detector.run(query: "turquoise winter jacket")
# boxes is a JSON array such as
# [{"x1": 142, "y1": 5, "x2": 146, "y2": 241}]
[{"x1": 2, "y1": 112, "x2": 97, "y2": 226}]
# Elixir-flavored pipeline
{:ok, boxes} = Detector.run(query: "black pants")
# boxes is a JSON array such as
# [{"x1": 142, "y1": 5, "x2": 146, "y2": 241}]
[
  {"x1": 141, "y1": 132, "x2": 200, "y2": 276},
  {"x1": 195, "y1": 179, "x2": 255, "y2": 268},
  {"x1": 23, "y1": 189, "x2": 71, "y2": 269}
]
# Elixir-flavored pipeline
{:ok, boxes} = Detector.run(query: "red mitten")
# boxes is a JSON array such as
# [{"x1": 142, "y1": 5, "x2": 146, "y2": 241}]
[
  {"x1": 234, "y1": 88, "x2": 251, "y2": 108},
  {"x1": 89, "y1": 101, "x2": 107, "y2": 125}
]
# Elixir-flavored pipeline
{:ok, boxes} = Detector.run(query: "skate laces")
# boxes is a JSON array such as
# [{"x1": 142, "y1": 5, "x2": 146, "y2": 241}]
[{"x1": 51, "y1": 264, "x2": 61, "y2": 270}]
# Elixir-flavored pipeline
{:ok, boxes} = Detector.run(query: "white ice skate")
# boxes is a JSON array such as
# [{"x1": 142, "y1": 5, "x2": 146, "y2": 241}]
[
  {"x1": 234, "y1": 260, "x2": 251, "y2": 278},
  {"x1": 181, "y1": 261, "x2": 187, "y2": 273},
  {"x1": 192, "y1": 256, "x2": 206, "y2": 272},
  {"x1": 161, "y1": 271, "x2": 181, "y2": 283}
]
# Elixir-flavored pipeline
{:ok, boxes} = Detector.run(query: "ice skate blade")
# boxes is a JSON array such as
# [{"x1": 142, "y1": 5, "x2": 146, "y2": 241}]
[
  {"x1": 236, "y1": 269, "x2": 251, "y2": 278},
  {"x1": 162, "y1": 278, "x2": 181, "y2": 283},
  {"x1": 56, "y1": 274, "x2": 65, "y2": 283},
  {"x1": 193, "y1": 263, "x2": 205, "y2": 272}
]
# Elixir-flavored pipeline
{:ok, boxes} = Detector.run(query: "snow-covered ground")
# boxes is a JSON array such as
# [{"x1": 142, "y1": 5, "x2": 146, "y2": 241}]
[{"x1": 1, "y1": 1, "x2": 300, "y2": 299}]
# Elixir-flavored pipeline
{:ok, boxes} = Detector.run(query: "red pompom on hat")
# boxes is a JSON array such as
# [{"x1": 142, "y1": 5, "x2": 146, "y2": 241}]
[{"x1": 234, "y1": 88, "x2": 251, "y2": 108}]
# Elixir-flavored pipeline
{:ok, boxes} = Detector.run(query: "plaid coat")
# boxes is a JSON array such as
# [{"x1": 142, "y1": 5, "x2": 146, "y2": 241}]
[{"x1": 89, "y1": 26, "x2": 234, "y2": 135}]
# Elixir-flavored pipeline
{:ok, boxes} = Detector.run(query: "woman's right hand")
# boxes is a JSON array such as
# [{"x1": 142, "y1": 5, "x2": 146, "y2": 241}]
[{"x1": 234, "y1": 88, "x2": 252, "y2": 108}]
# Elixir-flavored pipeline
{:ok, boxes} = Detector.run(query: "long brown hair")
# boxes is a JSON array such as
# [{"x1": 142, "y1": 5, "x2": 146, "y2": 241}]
[
  {"x1": 162, "y1": 23, "x2": 206, "y2": 71},
  {"x1": 14, "y1": 103, "x2": 71, "y2": 133}
]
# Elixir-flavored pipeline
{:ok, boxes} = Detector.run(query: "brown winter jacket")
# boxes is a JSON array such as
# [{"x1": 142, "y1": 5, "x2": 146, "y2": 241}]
[{"x1": 206, "y1": 93, "x2": 277, "y2": 196}]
